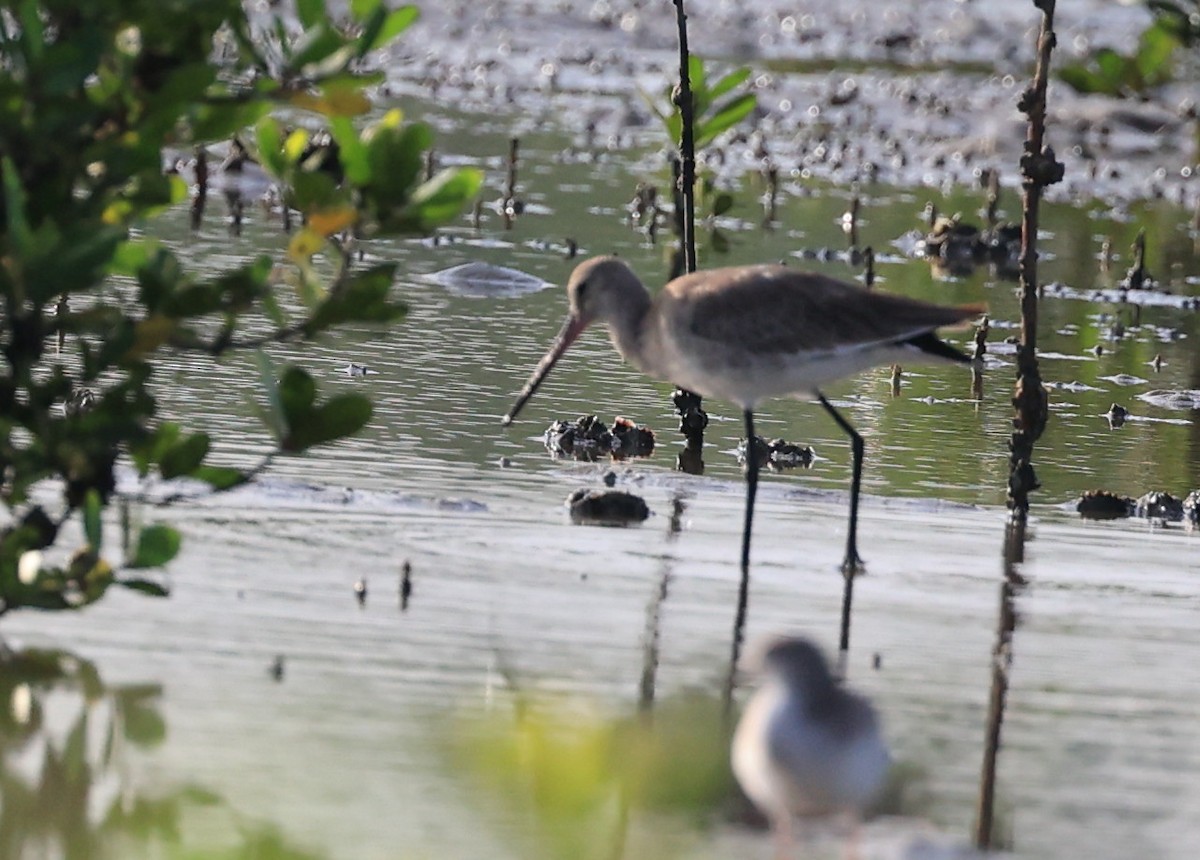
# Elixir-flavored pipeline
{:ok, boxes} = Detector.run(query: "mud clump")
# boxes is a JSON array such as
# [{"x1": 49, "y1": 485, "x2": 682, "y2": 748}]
[
  {"x1": 736, "y1": 436, "x2": 814, "y2": 472},
  {"x1": 544, "y1": 415, "x2": 655, "y2": 461},
  {"x1": 1076, "y1": 489, "x2": 1135, "y2": 520},
  {"x1": 566, "y1": 488, "x2": 650, "y2": 526},
  {"x1": 1135, "y1": 490, "x2": 1184, "y2": 522},
  {"x1": 1183, "y1": 490, "x2": 1200, "y2": 528}
]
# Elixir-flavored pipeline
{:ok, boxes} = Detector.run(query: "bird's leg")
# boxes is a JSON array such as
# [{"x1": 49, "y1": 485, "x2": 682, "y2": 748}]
[
  {"x1": 740, "y1": 409, "x2": 759, "y2": 578},
  {"x1": 816, "y1": 393, "x2": 865, "y2": 574},
  {"x1": 838, "y1": 812, "x2": 864, "y2": 860},
  {"x1": 727, "y1": 409, "x2": 758, "y2": 699},
  {"x1": 772, "y1": 812, "x2": 795, "y2": 860}
]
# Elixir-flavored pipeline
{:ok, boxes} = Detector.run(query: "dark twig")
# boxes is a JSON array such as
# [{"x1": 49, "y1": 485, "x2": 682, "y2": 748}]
[
  {"x1": 1008, "y1": 0, "x2": 1061, "y2": 519},
  {"x1": 503, "y1": 137, "x2": 520, "y2": 229},
  {"x1": 669, "y1": 1, "x2": 708, "y2": 465},
  {"x1": 972, "y1": 316, "x2": 989, "y2": 401},
  {"x1": 191, "y1": 145, "x2": 208, "y2": 230},
  {"x1": 672, "y1": 0, "x2": 697, "y2": 275}
]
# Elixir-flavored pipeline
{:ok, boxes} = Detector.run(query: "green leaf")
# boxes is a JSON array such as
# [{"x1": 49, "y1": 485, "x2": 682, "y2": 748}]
[
  {"x1": 297, "y1": 0, "x2": 325, "y2": 30},
  {"x1": 687, "y1": 55, "x2": 708, "y2": 112},
  {"x1": 129, "y1": 525, "x2": 181, "y2": 569},
  {"x1": 708, "y1": 67, "x2": 752, "y2": 101},
  {"x1": 329, "y1": 116, "x2": 370, "y2": 185},
  {"x1": 695, "y1": 93, "x2": 756, "y2": 147},
  {"x1": 255, "y1": 117, "x2": 285, "y2": 176},
  {"x1": 1135, "y1": 21, "x2": 1181, "y2": 84},
  {"x1": 192, "y1": 465, "x2": 248, "y2": 491},
  {"x1": 711, "y1": 192, "x2": 733, "y2": 217},
  {"x1": 109, "y1": 239, "x2": 155, "y2": 278},
  {"x1": 286, "y1": 24, "x2": 345, "y2": 73},
  {"x1": 360, "y1": 6, "x2": 420, "y2": 54},
  {"x1": 83, "y1": 489, "x2": 103, "y2": 550},
  {"x1": 1095, "y1": 48, "x2": 1135, "y2": 92},
  {"x1": 255, "y1": 351, "x2": 289, "y2": 443},
  {"x1": 118, "y1": 578, "x2": 171, "y2": 598},
  {"x1": 350, "y1": 0, "x2": 384, "y2": 20},
  {"x1": 365, "y1": 121, "x2": 434, "y2": 204},
  {"x1": 190, "y1": 100, "x2": 272, "y2": 144},
  {"x1": 159, "y1": 433, "x2": 210, "y2": 479},
  {"x1": 284, "y1": 394, "x2": 372, "y2": 452},
  {"x1": 304, "y1": 263, "x2": 405, "y2": 334},
  {"x1": 404, "y1": 168, "x2": 484, "y2": 230},
  {"x1": 290, "y1": 170, "x2": 342, "y2": 213},
  {"x1": 2, "y1": 157, "x2": 32, "y2": 260},
  {"x1": 278, "y1": 366, "x2": 318, "y2": 423}
]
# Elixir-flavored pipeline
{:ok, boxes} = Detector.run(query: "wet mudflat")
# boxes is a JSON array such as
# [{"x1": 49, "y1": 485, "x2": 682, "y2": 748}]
[{"x1": 4, "y1": 3, "x2": 1200, "y2": 858}]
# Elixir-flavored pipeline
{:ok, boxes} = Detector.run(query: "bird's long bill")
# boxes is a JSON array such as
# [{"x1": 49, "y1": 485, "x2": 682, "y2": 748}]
[{"x1": 502, "y1": 315, "x2": 587, "y2": 425}]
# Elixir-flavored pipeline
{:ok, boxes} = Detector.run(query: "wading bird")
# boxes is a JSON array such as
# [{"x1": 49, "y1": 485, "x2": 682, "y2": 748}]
[
  {"x1": 503, "y1": 256, "x2": 980, "y2": 575},
  {"x1": 732, "y1": 636, "x2": 890, "y2": 859}
]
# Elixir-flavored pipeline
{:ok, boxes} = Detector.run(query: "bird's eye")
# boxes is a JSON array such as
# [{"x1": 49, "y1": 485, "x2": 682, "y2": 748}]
[{"x1": 575, "y1": 279, "x2": 589, "y2": 300}]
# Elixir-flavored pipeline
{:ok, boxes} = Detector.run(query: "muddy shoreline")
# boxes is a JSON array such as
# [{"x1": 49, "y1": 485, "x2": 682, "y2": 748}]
[{"x1": 381, "y1": 0, "x2": 1199, "y2": 211}]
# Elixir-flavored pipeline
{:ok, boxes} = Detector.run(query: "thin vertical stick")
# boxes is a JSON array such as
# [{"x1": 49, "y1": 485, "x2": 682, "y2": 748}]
[
  {"x1": 190, "y1": 145, "x2": 208, "y2": 231},
  {"x1": 1008, "y1": 0, "x2": 1061, "y2": 519},
  {"x1": 670, "y1": 0, "x2": 707, "y2": 462},
  {"x1": 503, "y1": 137, "x2": 520, "y2": 230},
  {"x1": 672, "y1": 0, "x2": 697, "y2": 275}
]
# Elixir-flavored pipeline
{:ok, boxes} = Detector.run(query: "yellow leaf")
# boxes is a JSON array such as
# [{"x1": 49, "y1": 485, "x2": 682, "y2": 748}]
[
  {"x1": 379, "y1": 108, "x2": 403, "y2": 129},
  {"x1": 127, "y1": 315, "x2": 177, "y2": 358},
  {"x1": 101, "y1": 200, "x2": 133, "y2": 225},
  {"x1": 308, "y1": 206, "x2": 357, "y2": 237},
  {"x1": 288, "y1": 227, "x2": 325, "y2": 262},
  {"x1": 284, "y1": 129, "x2": 311, "y2": 163},
  {"x1": 288, "y1": 87, "x2": 372, "y2": 118}
]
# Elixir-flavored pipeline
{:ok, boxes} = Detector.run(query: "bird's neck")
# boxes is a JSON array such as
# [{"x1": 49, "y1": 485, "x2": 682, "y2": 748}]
[{"x1": 604, "y1": 289, "x2": 653, "y2": 371}]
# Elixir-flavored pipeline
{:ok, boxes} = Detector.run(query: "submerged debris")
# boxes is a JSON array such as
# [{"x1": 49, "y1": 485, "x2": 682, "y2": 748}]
[
  {"x1": 1119, "y1": 229, "x2": 1157, "y2": 291},
  {"x1": 1136, "y1": 390, "x2": 1200, "y2": 410},
  {"x1": 916, "y1": 214, "x2": 1021, "y2": 278},
  {"x1": 566, "y1": 488, "x2": 650, "y2": 527},
  {"x1": 400, "y1": 561, "x2": 413, "y2": 611},
  {"x1": 342, "y1": 362, "x2": 378, "y2": 377},
  {"x1": 736, "y1": 436, "x2": 815, "y2": 472},
  {"x1": 1076, "y1": 490, "x2": 1135, "y2": 520},
  {"x1": 610, "y1": 416, "x2": 656, "y2": 458},
  {"x1": 544, "y1": 415, "x2": 655, "y2": 461},
  {"x1": 1134, "y1": 491, "x2": 1184, "y2": 522},
  {"x1": 63, "y1": 388, "x2": 97, "y2": 417},
  {"x1": 1184, "y1": 491, "x2": 1200, "y2": 528}
]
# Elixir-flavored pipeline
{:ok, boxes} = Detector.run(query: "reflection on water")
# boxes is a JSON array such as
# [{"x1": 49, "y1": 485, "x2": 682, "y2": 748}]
[{"x1": 0, "y1": 648, "x2": 324, "y2": 860}]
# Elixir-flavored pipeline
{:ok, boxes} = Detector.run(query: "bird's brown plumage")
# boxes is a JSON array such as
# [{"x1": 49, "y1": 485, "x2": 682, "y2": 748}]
[{"x1": 666, "y1": 265, "x2": 980, "y2": 355}]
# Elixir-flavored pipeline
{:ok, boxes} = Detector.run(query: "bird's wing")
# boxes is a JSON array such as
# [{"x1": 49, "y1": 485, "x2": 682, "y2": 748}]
[{"x1": 673, "y1": 267, "x2": 978, "y2": 355}]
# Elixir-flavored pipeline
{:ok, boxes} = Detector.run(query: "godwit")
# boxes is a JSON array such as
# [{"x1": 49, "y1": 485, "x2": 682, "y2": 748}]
[
  {"x1": 503, "y1": 256, "x2": 980, "y2": 574},
  {"x1": 732, "y1": 636, "x2": 890, "y2": 858}
]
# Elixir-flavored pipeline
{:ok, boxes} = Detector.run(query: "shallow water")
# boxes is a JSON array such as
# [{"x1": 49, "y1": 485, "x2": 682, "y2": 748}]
[{"x1": 4, "y1": 26, "x2": 1200, "y2": 860}]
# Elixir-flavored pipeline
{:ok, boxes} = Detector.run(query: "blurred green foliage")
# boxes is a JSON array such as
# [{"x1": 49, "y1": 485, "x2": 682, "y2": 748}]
[
  {"x1": 450, "y1": 691, "x2": 735, "y2": 860},
  {"x1": 1059, "y1": 0, "x2": 1199, "y2": 96},
  {"x1": 0, "y1": 1, "x2": 481, "y2": 617},
  {"x1": 645, "y1": 57, "x2": 757, "y2": 150}
]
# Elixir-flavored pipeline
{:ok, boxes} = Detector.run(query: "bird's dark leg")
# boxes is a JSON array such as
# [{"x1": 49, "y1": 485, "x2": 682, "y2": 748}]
[
  {"x1": 740, "y1": 409, "x2": 759, "y2": 580},
  {"x1": 725, "y1": 409, "x2": 758, "y2": 715},
  {"x1": 817, "y1": 392, "x2": 865, "y2": 574}
]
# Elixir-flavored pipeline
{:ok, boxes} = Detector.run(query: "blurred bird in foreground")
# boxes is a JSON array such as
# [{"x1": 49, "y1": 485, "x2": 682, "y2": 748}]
[{"x1": 732, "y1": 637, "x2": 890, "y2": 858}]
